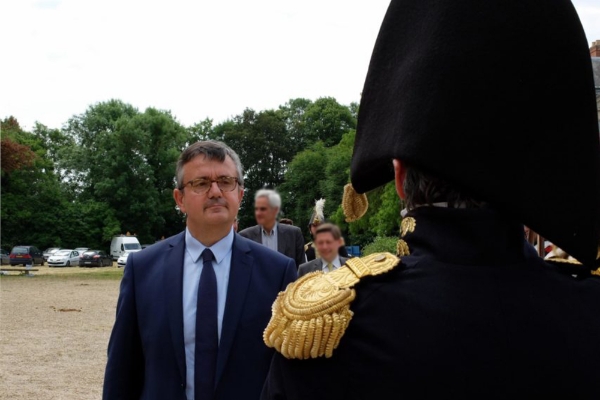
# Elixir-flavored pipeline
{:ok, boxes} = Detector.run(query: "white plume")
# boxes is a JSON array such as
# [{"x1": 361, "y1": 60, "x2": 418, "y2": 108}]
[{"x1": 314, "y1": 198, "x2": 326, "y2": 222}]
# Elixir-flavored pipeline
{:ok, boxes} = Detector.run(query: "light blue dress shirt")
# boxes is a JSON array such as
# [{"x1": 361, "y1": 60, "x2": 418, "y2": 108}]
[
  {"x1": 182, "y1": 228, "x2": 233, "y2": 400},
  {"x1": 261, "y1": 222, "x2": 278, "y2": 252}
]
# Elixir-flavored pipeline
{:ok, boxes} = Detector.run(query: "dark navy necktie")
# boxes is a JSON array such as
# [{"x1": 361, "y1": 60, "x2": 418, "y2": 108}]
[{"x1": 195, "y1": 248, "x2": 218, "y2": 400}]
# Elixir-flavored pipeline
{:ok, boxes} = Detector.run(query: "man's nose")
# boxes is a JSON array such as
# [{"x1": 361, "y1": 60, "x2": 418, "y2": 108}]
[{"x1": 207, "y1": 181, "x2": 223, "y2": 197}]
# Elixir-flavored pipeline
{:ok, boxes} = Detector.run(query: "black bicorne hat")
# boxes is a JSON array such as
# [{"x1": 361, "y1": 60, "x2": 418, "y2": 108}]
[{"x1": 350, "y1": 0, "x2": 600, "y2": 267}]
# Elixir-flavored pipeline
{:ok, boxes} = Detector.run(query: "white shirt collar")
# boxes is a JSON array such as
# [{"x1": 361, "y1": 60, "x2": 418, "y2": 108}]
[{"x1": 321, "y1": 255, "x2": 341, "y2": 269}]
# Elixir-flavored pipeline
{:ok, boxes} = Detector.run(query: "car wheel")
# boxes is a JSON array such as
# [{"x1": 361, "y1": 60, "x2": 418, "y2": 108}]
[
  {"x1": 66, "y1": 261, "x2": 70, "y2": 267},
  {"x1": 40, "y1": 258, "x2": 44, "y2": 266}
]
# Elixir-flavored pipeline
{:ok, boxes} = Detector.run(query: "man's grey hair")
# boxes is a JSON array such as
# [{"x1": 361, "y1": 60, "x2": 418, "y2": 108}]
[
  {"x1": 255, "y1": 189, "x2": 281, "y2": 210},
  {"x1": 175, "y1": 140, "x2": 244, "y2": 189}
]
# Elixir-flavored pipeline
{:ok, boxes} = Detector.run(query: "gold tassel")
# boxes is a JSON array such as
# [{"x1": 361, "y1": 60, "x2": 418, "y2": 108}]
[{"x1": 342, "y1": 184, "x2": 369, "y2": 222}]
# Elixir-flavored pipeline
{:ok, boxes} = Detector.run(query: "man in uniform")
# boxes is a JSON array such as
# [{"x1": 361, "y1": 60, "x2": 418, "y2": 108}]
[
  {"x1": 261, "y1": 0, "x2": 600, "y2": 398},
  {"x1": 305, "y1": 199, "x2": 349, "y2": 261}
]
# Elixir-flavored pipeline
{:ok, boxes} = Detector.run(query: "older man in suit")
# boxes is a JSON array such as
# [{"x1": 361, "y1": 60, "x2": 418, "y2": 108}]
[
  {"x1": 103, "y1": 140, "x2": 297, "y2": 400},
  {"x1": 298, "y1": 223, "x2": 348, "y2": 277},
  {"x1": 239, "y1": 189, "x2": 305, "y2": 268}
]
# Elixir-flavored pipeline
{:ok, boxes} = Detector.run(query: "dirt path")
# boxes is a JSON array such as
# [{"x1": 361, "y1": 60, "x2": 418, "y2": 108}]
[{"x1": 0, "y1": 275, "x2": 121, "y2": 399}]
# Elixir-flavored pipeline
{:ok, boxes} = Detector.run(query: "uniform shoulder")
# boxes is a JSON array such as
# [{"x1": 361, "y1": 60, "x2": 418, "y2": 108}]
[{"x1": 264, "y1": 252, "x2": 400, "y2": 360}]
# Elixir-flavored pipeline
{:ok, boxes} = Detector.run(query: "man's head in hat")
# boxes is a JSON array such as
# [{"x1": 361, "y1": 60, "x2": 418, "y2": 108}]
[{"x1": 347, "y1": 0, "x2": 600, "y2": 268}]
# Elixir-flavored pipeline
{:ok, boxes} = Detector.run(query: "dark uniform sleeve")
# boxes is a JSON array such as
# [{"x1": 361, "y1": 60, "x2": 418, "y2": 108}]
[{"x1": 261, "y1": 352, "x2": 350, "y2": 400}]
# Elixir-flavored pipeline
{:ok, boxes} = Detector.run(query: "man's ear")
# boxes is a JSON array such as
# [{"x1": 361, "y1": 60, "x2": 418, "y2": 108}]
[
  {"x1": 173, "y1": 188, "x2": 186, "y2": 214},
  {"x1": 393, "y1": 159, "x2": 407, "y2": 199}
]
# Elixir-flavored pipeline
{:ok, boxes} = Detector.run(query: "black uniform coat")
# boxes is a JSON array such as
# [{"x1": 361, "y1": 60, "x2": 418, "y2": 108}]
[{"x1": 262, "y1": 207, "x2": 600, "y2": 399}]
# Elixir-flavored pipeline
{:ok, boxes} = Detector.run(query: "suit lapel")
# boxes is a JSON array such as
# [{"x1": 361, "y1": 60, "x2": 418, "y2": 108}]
[
  {"x1": 255, "y1": 225, "x2": 263, "y2": 244},
  {"x1": 216, "y1": 234, "x2": 253, "y2": 384},
  {"x1": 277, "y1": 224, "x2": 286, "y2": 254},
  {"x1": 311, "y1": 259, "x2": 322, "y2": 273},
  {"x1": 164, "y1": 233, "x2": 187, "y2": 384}
]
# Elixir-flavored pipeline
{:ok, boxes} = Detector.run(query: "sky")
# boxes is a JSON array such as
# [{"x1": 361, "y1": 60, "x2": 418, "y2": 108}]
[{"x1": 3, "y1": 0, "x2": 600, "y2": 132}]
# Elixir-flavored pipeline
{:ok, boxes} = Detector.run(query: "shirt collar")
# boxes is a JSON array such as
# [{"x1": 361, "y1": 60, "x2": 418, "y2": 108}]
[
  {"x1": 185, "y1": 227, "x2": 234, "y2": 264},
  {"x1": 261, "y1": 222, "x2": 278, "y2": 236},
  {"x1": 321, "y1": 255, "x2": 341, "y2": 268}
]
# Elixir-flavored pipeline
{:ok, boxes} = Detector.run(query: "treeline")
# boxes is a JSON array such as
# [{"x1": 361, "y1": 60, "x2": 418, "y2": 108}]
[{"x1": 0, "y1": 98, "x2": 401, "y2": 252}]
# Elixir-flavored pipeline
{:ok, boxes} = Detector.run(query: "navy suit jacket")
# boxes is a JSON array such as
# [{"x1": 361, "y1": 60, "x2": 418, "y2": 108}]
[{"x1": 103, "y1": 232, "x2": 297, "y2": 400}]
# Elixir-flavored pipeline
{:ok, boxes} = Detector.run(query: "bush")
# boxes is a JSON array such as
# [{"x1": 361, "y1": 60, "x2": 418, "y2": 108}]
[{"x1": 362, "y1": 236, "x2": 398, "y2": 256}]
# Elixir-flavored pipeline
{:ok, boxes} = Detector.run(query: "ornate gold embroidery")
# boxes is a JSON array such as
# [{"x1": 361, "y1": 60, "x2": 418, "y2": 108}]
[
  {"x1": 342, "y1": 184, "x2": 369, "y2": 222},
  {"x1": 264, "y1": 252, "x2": 400, "y2": 359},
  {"x1": 400, "y1": 217, "x2": 416, "y2": 237},
  {"x1": 397, "y1": 239, "x2": 410, "y2": 256}
]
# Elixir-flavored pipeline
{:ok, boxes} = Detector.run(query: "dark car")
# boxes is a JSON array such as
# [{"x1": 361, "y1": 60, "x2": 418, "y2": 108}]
[
  {"x1": 9, "y1": 246, "x2": 44, "y2": 266},
  {"x1": 79, "y1": 250, "x2": 112, "y2": 267}
]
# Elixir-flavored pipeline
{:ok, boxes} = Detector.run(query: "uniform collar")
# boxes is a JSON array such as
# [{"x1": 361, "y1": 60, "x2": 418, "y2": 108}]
[{"x1": 402, "y1": 206, "x2": 535, "y2": 266}]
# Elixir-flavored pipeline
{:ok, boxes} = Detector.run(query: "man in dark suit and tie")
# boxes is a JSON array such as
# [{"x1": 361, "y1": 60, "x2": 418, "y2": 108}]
[
  {"x1": 103, "y1": 140, "x2": 297, "y2": 400},
  {"x1": 298, "y1": 223, "x2": 348, "y2": 277},
  {"x1": 238, "y1": 189, "x2": 305, "y2": 268}
]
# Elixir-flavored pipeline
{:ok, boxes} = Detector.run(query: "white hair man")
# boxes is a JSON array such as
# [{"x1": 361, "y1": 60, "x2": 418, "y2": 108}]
[{"x1": 239, "y1": 189, "x2": 305, "y2": 268}]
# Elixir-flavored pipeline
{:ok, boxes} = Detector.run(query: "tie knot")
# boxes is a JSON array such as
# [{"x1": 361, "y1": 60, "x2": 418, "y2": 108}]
[{"x1": 201, "y1": 248, "x2": 214, "y2": 263}]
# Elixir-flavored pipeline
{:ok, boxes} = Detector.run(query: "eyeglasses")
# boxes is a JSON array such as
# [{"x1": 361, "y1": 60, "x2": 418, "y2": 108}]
[{"x1": 181, "y1": 176, "x2": 239, "y2": 194}]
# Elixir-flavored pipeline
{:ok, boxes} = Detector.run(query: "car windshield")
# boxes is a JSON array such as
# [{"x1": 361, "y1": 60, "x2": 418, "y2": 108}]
[
  {"x1": 83, "y1": 251, "x2": 97, "y2": 256},
  {"x1": 12, "y1": 247, "x2": 28, "y2": 254},
  {"x1": 124, "y1": 243, "x2": 141, "y2": 250},
  {"x1": 55, "y1": 250, "x2": 72, "y2": 256}
]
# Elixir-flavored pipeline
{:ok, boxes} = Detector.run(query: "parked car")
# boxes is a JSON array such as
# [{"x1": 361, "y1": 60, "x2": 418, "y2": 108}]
[
  {"x1": 79, "y1": 250, "x2": 112, "y2": 267},
  {"x1": 74, "y1": 247, "x2": 90, "y2": 254},
  {"x1": 117, "y1": 249, "x2": 141, "y2": 268},
  {"x1": 43, "y1": 247, "x2": 61, "y2": 261},
  {"x1": 1, "y1": 249, "x2": 9, "y2": 265},
  {"x1": 48, "y1": 249, "x2": 81, "y2": 267},
  {"x1": 9, "y1": 246, "x2": 44, "y2": 266}
]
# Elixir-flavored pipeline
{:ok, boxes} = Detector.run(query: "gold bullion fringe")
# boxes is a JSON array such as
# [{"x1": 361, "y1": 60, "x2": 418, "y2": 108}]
[
  {"x1": 264, "y1": 252, "x2": 399, "y2": 360},
  {"x1": 342, "y1": 184, "x2": 368, "y2": 222}
]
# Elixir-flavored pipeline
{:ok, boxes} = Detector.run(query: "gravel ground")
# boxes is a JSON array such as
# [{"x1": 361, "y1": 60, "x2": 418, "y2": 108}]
[{"x1": 0, "y1": 268, "x2": 121, "y2": 399}]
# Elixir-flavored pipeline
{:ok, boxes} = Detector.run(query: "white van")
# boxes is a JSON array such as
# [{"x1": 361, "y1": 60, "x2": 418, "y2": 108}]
[{"x1": 110, "y1": 236, "x2": 142, "y2": 260}]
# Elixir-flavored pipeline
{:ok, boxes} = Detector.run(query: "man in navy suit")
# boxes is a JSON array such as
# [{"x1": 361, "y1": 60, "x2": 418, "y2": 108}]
[{"x1": 103, "y1": 140, "x2": 297, "y2": 400}]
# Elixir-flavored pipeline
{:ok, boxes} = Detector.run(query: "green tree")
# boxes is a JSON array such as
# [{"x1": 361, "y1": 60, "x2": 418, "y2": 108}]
[
  {"x1": 0, "y1": 117, "x2": 84, "y2": 250},
  {"x1": 362, "y1": 236, "x2": 398, "y2": 255},
  {"x1": 61, "y1": 100, "x2": 189, "y2": 245},
  {"x1": 278, "y1": 142, "x2": 328, "y2": 237}
]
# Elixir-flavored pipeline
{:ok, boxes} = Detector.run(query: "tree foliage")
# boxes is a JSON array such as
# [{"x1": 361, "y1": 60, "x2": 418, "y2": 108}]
[{"x1": 1, "y1": 96, "x2": 401, "y2": 254}]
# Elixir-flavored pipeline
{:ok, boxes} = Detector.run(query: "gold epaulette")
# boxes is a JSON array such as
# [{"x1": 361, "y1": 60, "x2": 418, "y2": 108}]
[
  {"x1": 263, "y1": 252, "x2": 400, "y2": 359},
  {"x1": 304, "y1": 242, "x2": 313, "y2": 252}
]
